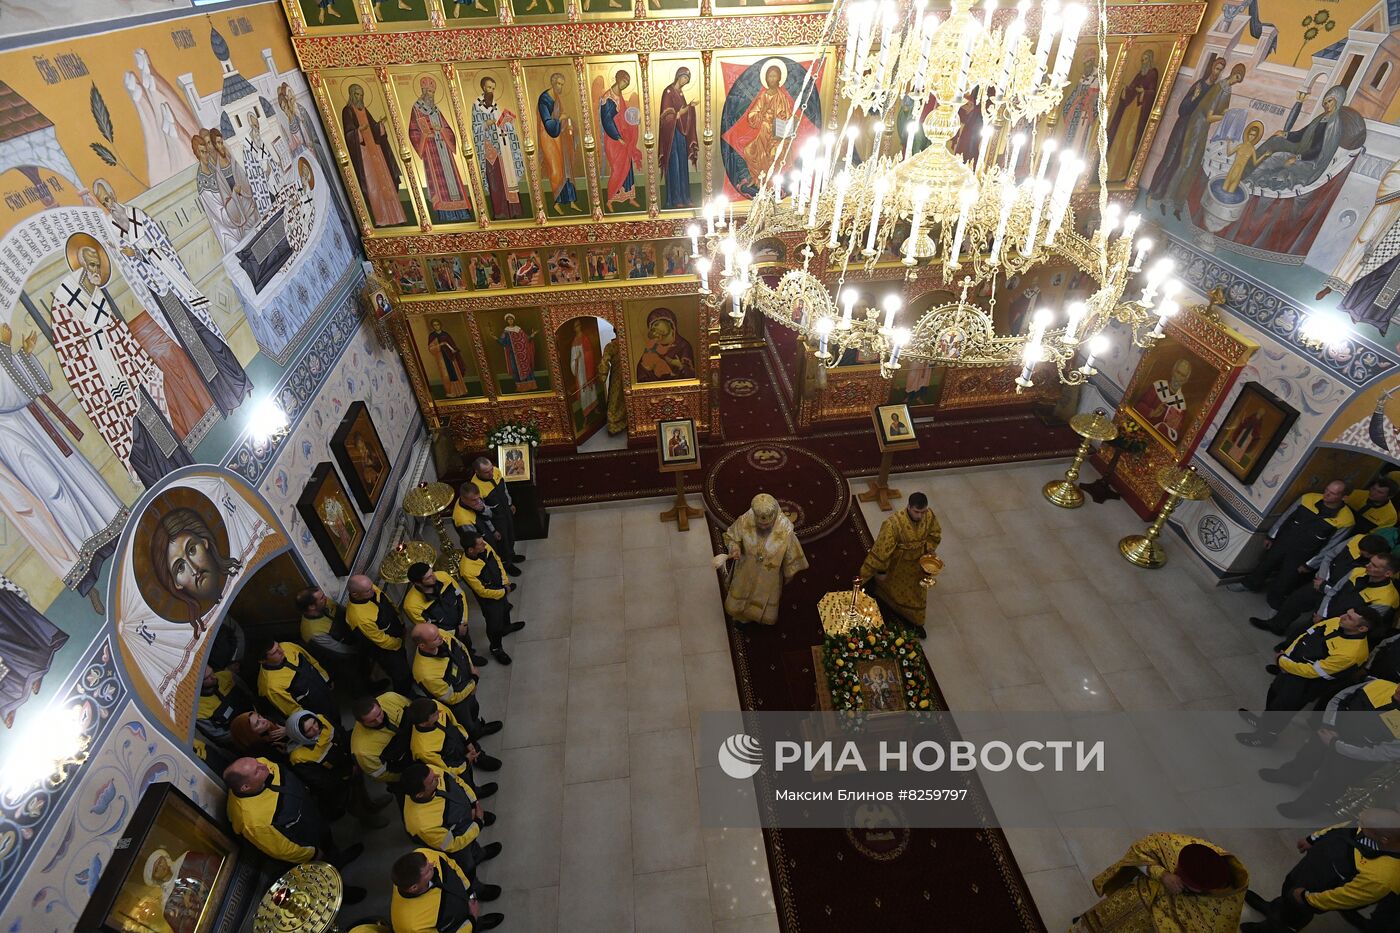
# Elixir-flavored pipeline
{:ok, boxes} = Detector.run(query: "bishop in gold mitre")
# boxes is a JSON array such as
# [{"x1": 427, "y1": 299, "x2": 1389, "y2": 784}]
[
  {"x1": 716, "y1": 493, "x2": 808, "y2": 626},
  {"x1": 1071, "y1": 833, "x2": 1248, "y2": 933},
  {"x1": 859, "y1": 491, "x2": 940, "y2": 638}
]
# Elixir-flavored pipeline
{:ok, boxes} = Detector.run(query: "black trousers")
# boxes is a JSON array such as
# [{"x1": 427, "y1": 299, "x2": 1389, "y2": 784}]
[
  {"x1": 1264, "y1": 583, "x2": 1325, "y2": 636},
  {"x1": 1277, "y1": 733, "x2": 1387, "y2": 807},
  {"x1": 451, "y1": 691, "x2": 487, "y2": 735},
  {"x1": 374, "y1": 644, "x2": 415, "y2": 696},
  {"x1": 494, "y1": 506, "x2": 518, "y2": 558},
  {"x1": 1259, "y1": 673, "x2": 1330, "y2": 738},
  {"x1": 1247, "y1": 542, "x2": 1322, "y2": 609},
  {"x1": 480, "y1": 598, "x2": 513, "y2": 650}
]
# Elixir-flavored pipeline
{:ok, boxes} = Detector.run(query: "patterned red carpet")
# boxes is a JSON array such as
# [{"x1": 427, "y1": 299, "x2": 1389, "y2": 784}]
[
  {"x1": 706, "y1": 481, "x2": 1045, "y2": 932},
  {"x1": 718, "y1": 348, "x2": 796, "y2": 440},
  {"x1": 702, "y1": 442, "x2": 849, "y2": 541}
]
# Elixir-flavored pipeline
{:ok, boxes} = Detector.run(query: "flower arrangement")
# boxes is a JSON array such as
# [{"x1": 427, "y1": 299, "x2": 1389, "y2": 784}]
[
  {"x1": 487, "y1": 421, "x2": 541, "y2": 449},
  {"x1": 1106, "y1": 418, "x2": 1149, "y2": 457},
  {"x1": 821, "y1": 625, "x2": 935, "y2": 716}
]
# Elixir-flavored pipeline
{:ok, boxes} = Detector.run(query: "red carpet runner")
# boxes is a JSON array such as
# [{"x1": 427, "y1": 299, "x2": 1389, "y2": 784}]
[{"x1": 707, "y1": 475, "x2": 1045, "y2": 932}]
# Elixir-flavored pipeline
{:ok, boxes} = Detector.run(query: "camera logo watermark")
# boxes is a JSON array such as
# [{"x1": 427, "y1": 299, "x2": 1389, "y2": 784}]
[{"x1": 717, "y1": 733, "x2": 763, "y2": 780}]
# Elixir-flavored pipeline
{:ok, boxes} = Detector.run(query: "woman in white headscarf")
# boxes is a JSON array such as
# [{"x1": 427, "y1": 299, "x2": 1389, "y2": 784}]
[{"x1": 716, "y1": 493, "x2": 808, "y2": 625}]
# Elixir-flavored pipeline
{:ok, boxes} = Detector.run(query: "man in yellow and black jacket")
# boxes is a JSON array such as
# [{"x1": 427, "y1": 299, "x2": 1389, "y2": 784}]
[
  {"x1": 223, "y1": 756, "x2": 367, "y2": 903},
  {"x1": 351, "y1": 691, "x2": 415, "y2": 788},
  {"x1": 1237, "y1": 607, "x2": 1380, "y2": 746},
  {"x1": 1274, "y1": 552, "x2": 1400, "y2": 646},
  {"x1": 1241, "y1": 481, "x2": 1356, "y2": 608},
  {"x1": 295, "y1": 586, "x2": 361, "y2": 683},
  {"x1": 454, "y1": 483, "x2": 520, "y2": 576},
  {"x1": 1252, "y1": 533, "x2": 1393, "y2": 637},
  {"x1": 458, "y1": 532, "x2": 526, "y2": 666},
  {"x1": 400, "y1": 761, "x2": 499, "y2": 870},
  {"x1": 390, "y1": 847, "x2": 503, "y2": 932},
  {"x1": 256, "y1": 638, "x2": 337, "y2": 720},
  {"x1": 344, "y1": 573, "x2": 413, "y2": 694},
  {"x1": 471, "y1": 455, "x2": 523, "y2": 566},
  {"x1": 403, "y1": 561, "x2": 489, "y2": 668},
  {"x1": 196, "y1": 664, "x2": 253, "y2": 749},
  {"x1": 1241, "y1": 809, "x2": 1400, "y2": 931},
  {"x1": 1261, "y1": 677, "x2": 1400, "y2": 819},
  {"x1": 284, "y1": 708, "x2": 390, "y2": 827},
  {"x1": 411, "y1": 622, "x2": 502, "y2": 738},
  {"x1": 406, "y1": 697, "x2": 501, "y2": 775},
  {"x1": 1347, "y1": 479, "x2": 1399, "y2": 534}
]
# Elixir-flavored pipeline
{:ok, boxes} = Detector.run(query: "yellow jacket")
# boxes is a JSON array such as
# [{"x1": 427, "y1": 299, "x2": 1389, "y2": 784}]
[
  {"x1": 1303, "y1": 824, "x2": 1400, "y2": 911},
  {"x1": 257, "y1": 643, "x2": 331, "y2": 717},
  {"x1": 226, "y1": 760, "x2": 321, "y2": 864},
  {"x1": 351, "y1": 691, "x2": 412, "y2": 783},
  {"x1": 1278, "y1": 617, "x2": 1370, "y2": 680},
  {"x1": 345, "y1": 583, "x2": 404, "y2": 651},
  {"x1": 457, "y1": 544, "x2": 509, "y2": 602},
  {"x1": 402, "y1": 571, "x2": 468, "y2": 630},
  {"x1": 413, "y1": 629, "x2": 477, "y2": 705},
  {"x1": 402, "y1": 766, "x2": 482, "y2": 853},
  {"x1": 409, "y1": 701, "x2": 472, "y2": 775},
  {"x1": 390, "y1": 847, "x2": 476, "y2": 933}
]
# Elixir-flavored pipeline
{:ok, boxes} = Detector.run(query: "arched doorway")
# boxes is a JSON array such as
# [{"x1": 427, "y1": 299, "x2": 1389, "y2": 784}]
[{"x1": 554, "y1": 315, "x2": 615, "y2": 446}]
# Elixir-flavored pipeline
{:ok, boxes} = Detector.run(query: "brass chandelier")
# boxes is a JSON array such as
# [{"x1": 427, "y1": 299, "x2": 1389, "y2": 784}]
[{"x1": 692, "y1": 0, "x2": 1184, "y2": 386}]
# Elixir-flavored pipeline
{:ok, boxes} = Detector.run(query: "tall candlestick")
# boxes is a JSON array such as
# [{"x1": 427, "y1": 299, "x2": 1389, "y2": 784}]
[
  {"x1": 1051, "y1": 4, "x2": 1086, "y2": 84},
  {"x1": 904, "y1": 184, "x2": 929, "y2": 265},
  {"x1": 839, "y1": 288, "x2": 858, "y2": 329},
  {"x1": 687, "y1": 224, "x2": 700, "y2": 258},
  {"x1": 695, "y1": 257, "x2": 711, "y2": 294},
  {"x1": 881, "y1": 294, "x2": 901, "y2": 331},
  {"x1": 828, "y1": 171, "x2": 851, "y2": 248},
  {"x1": 864, "y1": 177, "x2": 888, "y2": 255},
  {"x1": 949, "y1": 185, "x2": 977, "y2": 268},
  {"x1": 1021, "y1": 178, "x2": 1051, "y2": 256},
  {"x1": 1062, "y1": 301, "x2": 1086, "y2": 343}
]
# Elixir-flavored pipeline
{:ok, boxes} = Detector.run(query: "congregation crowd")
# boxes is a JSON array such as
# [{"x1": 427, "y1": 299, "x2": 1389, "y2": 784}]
[{"x1": 199, "y1": 459, "x2": 524, "y2": 932}]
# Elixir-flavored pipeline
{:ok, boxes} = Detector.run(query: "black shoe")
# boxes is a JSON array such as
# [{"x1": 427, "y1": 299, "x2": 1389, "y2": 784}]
[
  {"x1": 1237, "y1": 708, "x2": 1259, "y2": 727},
  {"x1": 1236, "y1": 731, "x2": 1275, "y2": 747},
  {"x1": 341, "y1": 885, "x2": 368, "y2": 906},
  {"x1": 1258, "y1": 768, "x2": 1306, "y2": 786},
  {"x1": 475, "y1": 882, "x2": 502, "y2": 902},
  {"x1": 477, "y1": 720, "x2": 503, "y2": 737},
  {"x1": 329, "y1": 843, "x2": 364, "y2": 869},
  {"x1": 1264, "y1": 663, "x2": 1281, "y2": 675},
  {"x1": 475, "y1": 914, "x2": 505, "y2": 930},
  {"x1": 471, "y1": 653, "x2": 490, "y2": 667},
  {"x1": 510, "y1": 553, "x2": 526, "y2": 562},
  {"x1": 1244, "y1": 890, "x2": 1269, "y2": 913},
  {"x1": 1277, "y1": 798, "x2": 1323, "y2": 819},
  {"x1": 480, "y1": 841, "x2": 503, "y2": 861},
  {"x1": 475, "y1": 782, "x2": 499, "y2": 799},
  {"x1": 474, "y1": 753, "x2": 503, "y2": 771},
  {"x1": 506, "y1": 621, "x2": 525, "y2": 634},
  {"x1": 492, "y1": 648, "x2": 512, "y2": 665},
  {"x1": 1249, "y1": 617, "x2": 1282, "y2": 633},
  {"x1": 505, "y1": 564, "x2": 522, "y2": 576},
  {"x1": 481, "y1": 809, "x2": 497, "y2": 827}
]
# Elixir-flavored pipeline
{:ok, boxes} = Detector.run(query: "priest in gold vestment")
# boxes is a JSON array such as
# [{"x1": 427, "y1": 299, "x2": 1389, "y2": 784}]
[
  {"x1": 859, "y1": 492, "x2": 941, "y2": 638},
  {"x1": 718, "y1": 494, "x2": 808, "y2": 625},
  {"x1": 1072, "y1": 833, "x2": 1248, "y2": 933},
  {"x1": 598, "y1": 339, "x2": 627, "y2": 435}
]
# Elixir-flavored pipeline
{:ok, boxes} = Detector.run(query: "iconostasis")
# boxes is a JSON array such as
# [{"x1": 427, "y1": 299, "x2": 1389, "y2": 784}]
[{"x1": 280, "y1": 0, "x2": 1205, "y2": 448}]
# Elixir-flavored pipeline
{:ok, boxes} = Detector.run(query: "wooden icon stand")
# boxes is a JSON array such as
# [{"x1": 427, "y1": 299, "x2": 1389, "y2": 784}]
[
  {"x1": 657, "y1": 418, "x2": 702, "y2": 531},
  {"x1": 860, "y1": 405, "x2": 919, "y2": 511}
]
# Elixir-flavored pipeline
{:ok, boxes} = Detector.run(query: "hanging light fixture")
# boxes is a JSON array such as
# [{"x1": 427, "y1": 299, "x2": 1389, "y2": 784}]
[{"x1": 698, "y1": 0, "x2": 1183, "y2": 387}]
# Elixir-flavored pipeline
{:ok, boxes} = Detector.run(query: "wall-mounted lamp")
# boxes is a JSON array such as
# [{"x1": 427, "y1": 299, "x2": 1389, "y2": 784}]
[
  {"x1": 1, "y1": 702, "x2": 89, "y2": 798},
  {"x1": 248, "y1": 395, "x2": 290, "y2": 446},
  {"x1": 1299, "y1": 309, "x2": 1351, "y2": 354}
]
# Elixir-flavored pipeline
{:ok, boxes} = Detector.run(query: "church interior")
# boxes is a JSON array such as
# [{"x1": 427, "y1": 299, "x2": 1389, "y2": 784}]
[{"x1": 7, "y1": 0, "x2": 1400, "y2": 930}]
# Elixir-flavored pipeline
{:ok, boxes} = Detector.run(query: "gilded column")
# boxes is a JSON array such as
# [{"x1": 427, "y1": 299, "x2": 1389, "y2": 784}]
[
  {"x1": 353, "y1": 0, "x2": 378, "y2": 32},
  {"x1": 281, "y1": 0, "x2": 307, "y2": 36},
  {"x1": 499, "y1": 0, "x2": 513, "y2": 25},
  {"x1": 701, "y1": 49, "x2": 714, "y2": 205},
  {"x1": 377, "y1": 66, "x2": 431, "y2": 231},
  {"x1": 308, "y1": 70, "x2": 374, "y2": 237},
  {"x1": 574, "y1": 55, "x2": 606, "y2": 223},
  {"x1": 638, "y1": 53, "x2": 659, "y2": 219},
  {"x1": 567, "y1": 0, "x2": 581, "y2": 22},
  {"x1": 426, "y1": 0, "x2": 447, "y2": 27},
  {"x1": 509, "y1": 59, "x2": 548, "y2": 226},
  {"x1": 443, "y1": 61, "x2": 491, "y2": 230}
]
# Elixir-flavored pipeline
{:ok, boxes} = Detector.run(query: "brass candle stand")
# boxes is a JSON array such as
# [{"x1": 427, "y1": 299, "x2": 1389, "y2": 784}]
[
  {"x1": 1043, "y1": 410, "x2": 1118, "y2": 509},
  {"x1": 253, "y1": 861, "x2": 342, "y2": 933},
  {"x1": 402, "y1": 482, "x2": 462, "y2": 571},
  {"x1": 1119, "y1": 465, "x2": 1213, "y2": 569},
  {"x1": 379, "y1": 539, "x2": 437, "y2": 584}
]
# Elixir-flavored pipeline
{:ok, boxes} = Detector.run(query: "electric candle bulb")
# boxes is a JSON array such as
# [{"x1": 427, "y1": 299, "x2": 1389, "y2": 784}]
[
  {"x1": 1099, "y1": 202, "x2": 1122, "y2": 240},
  {"x1": 1062, "y1": 301, "x2": 1087, "y2": 343},
  {"x1": 999, "y1": 10, "x2": 1026, "y2": 93},
  {"x1": 1150, "y1": 298, "x2": 1180, "y2": 338},
  {"x1": 1021, "y1": 178, "x2": 1051, "y2": 256},
  {"x1": 839, "y1": 289, "x2": 858, "y2": 329},
  {"x1": 1132, "y1": 236, "x2": 1153, "y2": 271},
  {"x1": 1017, "y1": 339, "x2": 1044, "y2": 387},
  {"x1": 720, "y1": 236, "x2": 736, "y2": 275},
  {"x1": 828, "y1": 171, "x2": 851, "y2": 248},
  {"x1": 1051, "y1": 4, "x2": 1087, "y2": 84},
  {"x1": 737, "y1": 250, "x2": 753, "y2": 282},
  {"x1": 1031, "y1": 1, "x2": 1061, "y2": 89},
  {"x1": 905, "y1": 120, "x2": 920, "y2": 161},
  {"x1": 949, "y1": 185, "x2": 978, "y2": 267},
  {"x1": 881, "y1": 294, "x2": 902, "y2": 331},
  {"x1": 976, "y1": 124, "x2": 996, "y2": 168},
  {"x1": 865, "y1": 178, "x2": 889, "y2": 254},
  {"x1": 728, "y1": 279, "x2": 747, "y2": 318},
  {"x1": 1122, "y1": 211, "x2": 1141, "y2": 240},
  {"x1": 705, "y1": 203, "x2": 716, "y2": 236},
  {"x1": 1008, "y1": 132, "x2": 1026, "y2": 177},
  {"x1": 1035, "y1": 138, "x2": 1059, "y2": 188},
  {"x1": 889, "y1": 327, "x2": 911, "y2": 366},
  {"x1": 1029, "y1": 308, "x2": 1052, "y2": 342},
  {"x1": 905, "y1": 184, "x2": 930, "y2": 264},
  {"x1": 815, "y1": 316, "x2": 835, "y2": 357},
  {"x1": 990, "y1": 176, "x2": 1018, "y2": 263},
  {"x1": 695, "y1": 257, "x2": 711, "y2": 293},
  {"x1": 714, "y1": 195, "x2": 729, "y2": 231},
  {"x1": 687, "y1": 224, "x2": 700, "y2": 258},
  {"x1": 1081, "y1": 333, "x2": 1109, "y2": 373}
]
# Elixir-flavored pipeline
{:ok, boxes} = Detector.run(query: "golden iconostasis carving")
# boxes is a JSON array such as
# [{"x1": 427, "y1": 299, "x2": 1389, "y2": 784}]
[{"x1": 282, "y1": 1, "x2": 1205, "y2": 446}]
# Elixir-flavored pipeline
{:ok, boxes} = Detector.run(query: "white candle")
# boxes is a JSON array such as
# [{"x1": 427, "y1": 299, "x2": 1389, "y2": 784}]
[
  {"x1": 1139, "y1": 257, "x2": 1175, "y2": 307},
  {"x1": 1051, "y1": 5, "x2": 1086, "y2": 84},
  {"x1": 705, "y1": 203, "x2": 716, "y2": 236},
  {"x1": 1031, "y1": 1, "x2": 1061, "y2": 89},
  {"x1": 1029, "y1": 307, "x2": 1052, "y2": 341},
  {"x1": 687, "y1": 224, "x2": 700, "y2": 258},
  {"x1": 865, "y1": 177, "x2": 888, "y2": 254},
  {"x1": 695, "y1": 257, "x2": 711, "y2": 293},
  {"x1": 721, "y1": 236, "x2": 736, "y2": 275},
  {"x1": 844, "y1": 125, "x2": 860, "y2": 172},
  {"x1": 839, "y1": 288, "x2": 858, "y2": 329},
  {"x1": 998, "y1": 12, "x2": 1026, "y2": 96},
  {"x1": 1131, "y1": 236, "x2": 1153, "y2": 271},
  {"x1": 881, "y1": 294, "x2": 901, "y2": 331},
  {"x1": 1062, "y1": 301, "x2": 1086, "y2": 343},
  {"x1": 728, "y1": 279, "x2": 746, "y2": 318},
  {"x1": 1042, "y1": 153, "x2": 1081, "y2": 245},
  {"x1": 905, "y1": 120, "x2": 920, "y2": 161},
  {"x1": 905, "y1": 184, "x2": 929, "y2": 263},
  {"x1": 990, "y1": 176, "x2": 1019, "y2": 262},
  {"x1": 1007, "y1": 131, "x2": 1026, "y2": 178},
  {"x1": 949, "y1": 185, "x2": 978, "y2": 267},
  {"x1": 807, "y1": 165, "x2": 824, "y2": 228},
  {"x1": 828, "y1": 171, "x2": 851, "y2": 247},
  {"x1": 816, "y1": 316, "x2": 835, "y2": 357},
  {"x1": 1098, "y1": 202, "x2": 1122, "y2": 241},
  {"x1": 1150, "y1": 298, "x2": 1180, "y2": 337},
  {"x1": 1081, "y1": 333, "x2": 1109, "y2": 373},
  {"x1": 976, "y1": 124, "x2": 995, "y2": 168},
  {"x1": 953, "y1": 20, "x2": 978, "y2": 103},
  {"x1": 1021, "y1": 177, "x2": 1051, "y2": 256},
  {"x1": 889, "y1": 326, "x2": 910, "y2": 366},
  {"x1": 1017, "y1": 340, "x2": 1043, "y2": 386},
  {"x1": 714, "y1": 195, "x2": 729, "y2": 231},
  {"x1": 1034, "y1": 138, "x2": 1058, "y2": 189}
]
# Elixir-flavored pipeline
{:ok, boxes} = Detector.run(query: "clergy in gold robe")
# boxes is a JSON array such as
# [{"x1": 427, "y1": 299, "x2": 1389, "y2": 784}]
[
  {"x1": 1072, "y1": 833, "x2": 1247, "y2": 933},
  {"x1": 859, "y1": 492, "x2": 941, "y2": 637},
  {"x1": 598, "y1": 339, "x2": 627, "y2": 435},
  {"x1": 718, "y1": 494, "x2": 808, "y2": 625}
]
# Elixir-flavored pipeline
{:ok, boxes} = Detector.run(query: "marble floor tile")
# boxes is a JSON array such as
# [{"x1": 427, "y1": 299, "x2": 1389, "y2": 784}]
[
  {"x1": 1102, "y1": 666, "x2": 1183, "y2": 711},
  {"x1": 1013, "y1": 612, "x2": 1120, "y2": 712},
  {"x1": 565, "y1": 662, "x2": 629, "y2": 784},
  {"x1": 624, "y1": 566, "x2": 679, "y2": 630},
  {"x1": 627, "y1": 625, "x2": 690, "y2": 734},
  {"x1": 570, "y1": 604, "x2": 627, "y2": 669},
  {"x1": 1022, "y1": 865, "x2": 1094, "y2": 933},
  {"x1": 991, "y1": 682, "x2": 1062, "y2": 712},
  {"x1": 521, "y1": 511, "x2": 575, "y2": 559},
  {"x1": 495, "y1": 885, "x2": 558, "y2": 933},
  {"x1": 573, "y1": 507, "x2": 623, "y2": 545},
  {"x1": 952, "y1": 613, "x2": 1045, "y2": 690},
  {"x1": 922, "y1": 626, "x2": 998, "y2": 711},
  {"x1": 630, "y1": 728, "x2": 705, "y2": 874},
  {"x1": 1001, "y1": 826, "x2": 1077, "y2": 875},
  {"x1": 502, "y1": 637, "x2": 570, "y2": 749},
  {"x1": 620, "y1": 502, "x2": 678, "y2": 552},
  {"x1": 712, "y1": 915, "x2": 780, "y2": 933},
  {"x1": 559, "y1": 778, "x2": 633, "y2": 933},
  {"x1": 1041, "y1": 581, "x2": 1152, "y2": 675},
  {"x1": 635, "y1": 867, "x2": 714, "y2": 933},
  {"x1": 671, "y1": 522, "x2": 723, "y2": 568},
  {"x1": 491, "y1": 743, "x2": 566, "y2": 889},
  {"x1": 685, "y1": 649, "x2": 741, "y2": 760},
  {"x1": 701, "y1": 826, "x2": 776, "y2": 921},
  {"x1": 572, "y1": 574, "x2": 625, "y2": 621}
]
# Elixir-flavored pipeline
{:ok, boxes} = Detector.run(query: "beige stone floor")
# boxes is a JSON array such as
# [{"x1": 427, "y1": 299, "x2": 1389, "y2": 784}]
[{"x1": 339, "y1": 458, "x2": 1356, "y2": 932}]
